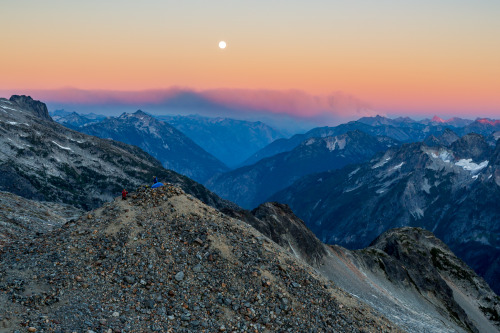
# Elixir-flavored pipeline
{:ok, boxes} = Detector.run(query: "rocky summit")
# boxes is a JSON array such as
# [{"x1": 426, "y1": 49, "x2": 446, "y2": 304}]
[{"x1": 0, "y1": 184, "x2": 401, "y2": 333}]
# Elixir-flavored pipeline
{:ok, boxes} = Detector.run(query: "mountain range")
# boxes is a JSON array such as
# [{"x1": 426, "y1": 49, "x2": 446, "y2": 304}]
[
  {"x1": 207, "y1": 130, "x2": 400, "y2": 209},
  {"x1": 244, "y1": 115, "x2": 500, "y2": 166},
  {"x1": 2, "y1": 95, "x2": 500, "y2": 331},
  {"x1": 50, "y1": 109, "x2": 106, "y2": 129},
  {"x1": 158, "y1": 114, "x2": 285, "y2": 167},
  {"x1": 271, "y1": 132, "x2": 500, "y2": 295},
  {"x1": 0, "y1": 96, "x2": 234, "y2": 211},
  {"x1": 76, "y1": 110, "x2": 229, "y2": 183}
]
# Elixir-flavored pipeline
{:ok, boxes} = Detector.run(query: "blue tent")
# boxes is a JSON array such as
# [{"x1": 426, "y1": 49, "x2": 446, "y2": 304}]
[{"x1": 151, "y1": 182, "x2": 164, "y2": 188}]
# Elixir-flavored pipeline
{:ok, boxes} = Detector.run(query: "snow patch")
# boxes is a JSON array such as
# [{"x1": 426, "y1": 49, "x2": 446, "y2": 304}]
[
  {"x1": 373, "y1": 157, "x2": 391, "y2": 169},
  {"x1": 344, "y1": 184, "x2": 362, "y2": 193},
  {"x1": 391, "y1": 162, "x2": 404, "y2": 170},
  {"x1": 1, "y1": 105, "x2": 20, "y2": 112},
  {"x1": 51, "y1": 141, "x2": 72, "y2": 151},
  {"x1": 69, "y1": 138, "x2": 85, "y2": 144},
  {"x1": 348, "y1": 167, "x2": 360, "y2": 178},
  {"x1": 455, "y1": 159, "x2": 488, "y2": 173},
  {"x1": 7, "y1": 121, "x2": 18, "y2": 125},
  {"x1": 475, "y1": 236, "x2": 490, "y2": 245},
  {"x1": 305, "y1": 138, "x2": 315, "y2": 145},
  {"x1": 325, "y1": 137, "x2": 346, "y2": 151},
  {"x1": 312, "y1": 199, "x2": 322, "y2": 210},
  {"x1": 439, "y1": 151, "x2": 452, "y2": 163},
  {"x1": 421, "y1": 178, "x2": 431, "y2": 194},
  {"x1": 411, "y1": 208, "x2": 424, "y2": 219}
]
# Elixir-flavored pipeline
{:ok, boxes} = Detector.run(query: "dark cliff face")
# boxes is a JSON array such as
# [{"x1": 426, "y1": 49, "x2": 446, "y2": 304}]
[
  {"x1": 423, "y1": 128, "x2": 460, "y2": 147},
  {"x1": 450, "y1": 133, "x2": 493, "y2": 160},
  {"x1": 251, "y1": 202, "x2": 327, "y2": 266},
  {"x1": 221, "y1": 202, "x2": 327, "y2": 267},
  {"x1": 9, "y1": 95, "x2": 52, "y2": 121}
]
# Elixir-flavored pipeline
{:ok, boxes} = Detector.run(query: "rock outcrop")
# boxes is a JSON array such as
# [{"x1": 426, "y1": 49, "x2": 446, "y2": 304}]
[{"x1": 9, "y1": 95, "x2": 52, "y2": 121}]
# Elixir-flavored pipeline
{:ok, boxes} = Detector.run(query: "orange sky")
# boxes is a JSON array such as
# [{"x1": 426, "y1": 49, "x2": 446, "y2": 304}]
[{"x1": 1, "y1": 1, "x2": 499, "y2": 117}]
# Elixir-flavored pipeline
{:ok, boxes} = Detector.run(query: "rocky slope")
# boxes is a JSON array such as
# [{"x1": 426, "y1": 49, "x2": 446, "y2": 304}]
[
  {"x1": 2, "y1": 184, "x2": 498, "y2": 332},
  {"x1": 271, "y1": 133, "x2": 500, "y2": 294},
  {"x1": 159, "y1": 114, "x2": 284, "y2": 168},
  {"x1": 0, "y1": 96, "x2": 235, "y2": 211},
  {"x1": 221, "y1": 202, "x2": 328, "y2": 267},
  {"x1": 0, "y1": 185, "x2": 401, "y2": 333},
  {"x1": 0, "y1": 191, "x2": 83, "y2": 248},
  {"x1": 225, "y1": 202, "x2": 500, "y2": 332},
  {"x1": 78, "y1": 111, "x2": 229, "y2": 183},
  {"x1": 208, "y1": 131, "x2": 399, "y2": 209},
  {"x1": 324, "y1": 228, "x2": 500, "y2": 333}
]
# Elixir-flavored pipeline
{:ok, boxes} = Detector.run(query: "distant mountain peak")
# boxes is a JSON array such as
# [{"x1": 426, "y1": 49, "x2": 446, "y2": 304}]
[
  {"x1": 431, "y1": 115, "x2": 446, "y2": 123},
  {"x1": 476, "y1": 118, "x2": 500, "y2": 126},
  {"x1": 132, "y1": 109, "x2": 149, "y2": 116}
]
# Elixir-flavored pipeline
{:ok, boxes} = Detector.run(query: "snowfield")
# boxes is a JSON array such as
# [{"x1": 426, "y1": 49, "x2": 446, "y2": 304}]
[{"x1": 455, "y1": 159, "x2": 488, "y2": 173}]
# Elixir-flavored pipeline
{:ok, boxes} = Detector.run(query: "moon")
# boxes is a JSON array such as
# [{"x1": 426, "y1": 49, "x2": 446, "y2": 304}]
[{"x1": 219, "y1": 41, "x2": 226, "y2": 49}]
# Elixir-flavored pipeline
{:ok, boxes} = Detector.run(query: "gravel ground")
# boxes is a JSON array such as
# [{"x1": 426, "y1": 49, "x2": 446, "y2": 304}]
[
  {"x1": 0, "y1": 184, "x2": 403, "y2": 333},
  {"x1": 0, "y1": 191, "x2": 83, "y2": 249}
]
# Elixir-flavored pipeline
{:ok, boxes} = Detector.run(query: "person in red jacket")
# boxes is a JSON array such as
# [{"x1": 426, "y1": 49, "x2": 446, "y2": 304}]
[{"x1": 122, "y1": 189, "x2": 128, "y2": 200}]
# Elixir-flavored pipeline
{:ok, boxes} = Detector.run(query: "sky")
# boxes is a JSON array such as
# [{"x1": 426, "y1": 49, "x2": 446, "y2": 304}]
[{"x1": 1, "y1": 0, "x2": 500, "y2": 123}]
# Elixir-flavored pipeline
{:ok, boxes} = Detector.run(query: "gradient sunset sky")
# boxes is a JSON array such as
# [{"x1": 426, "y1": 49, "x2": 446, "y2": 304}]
[{"x1": 1, "y1": 0, "x2": 499, "y2": 121}]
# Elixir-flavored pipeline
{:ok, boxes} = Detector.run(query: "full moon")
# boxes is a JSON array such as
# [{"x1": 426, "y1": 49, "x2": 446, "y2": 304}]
[{"x1": 219, "y1": 41, "x2": 226, "y2": 49}]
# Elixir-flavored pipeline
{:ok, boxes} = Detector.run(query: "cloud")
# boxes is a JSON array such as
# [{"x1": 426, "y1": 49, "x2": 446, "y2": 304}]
[
  {"x1": 200, "y1": 89, "x2": 374, "y2": 118},
  {"x1": 0, "y1": 87, "x2": 378, "y2": 124}
]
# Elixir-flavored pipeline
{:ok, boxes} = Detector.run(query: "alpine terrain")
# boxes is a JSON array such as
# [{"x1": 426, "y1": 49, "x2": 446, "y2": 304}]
[
  {"x1": 0, "y1": 184, "x2": 498, "y2": 332},
  {"x1": 244, "y1": 115, "x2": 500, "y2": 166},
  {"x1": 0, "y1": 96, "x2": 234, "y2": 211},
  {"x1": 76, "y1": 110, "x2": 229, "y2": 183},
  {"x1": 207, "y1": 130, "x2": 399, "y2": 209},
  {"x1": 159, "y1": 114, "x2": 284, "y2": 168},
  {"x1": 0, "y1": 184, "x2": 403, "y2": 333},
  {"x1": 271, "y1": 132, "x2": 500, "y2": 295}
]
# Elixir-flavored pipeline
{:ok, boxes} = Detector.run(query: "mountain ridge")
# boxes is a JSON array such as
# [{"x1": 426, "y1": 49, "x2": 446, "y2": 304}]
[
  {"x1": 77, "y1": 110, "x2": 229, "y2": 183},
  {"x1": 207, "y1": 130, "x2": 399, "y2": 209},
  {"x1": 0, "y1": 96, "x2": 235, "y2": 211},
  {"x1": 271, "y1": 133, "x2": 500, "y2": 295}
]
